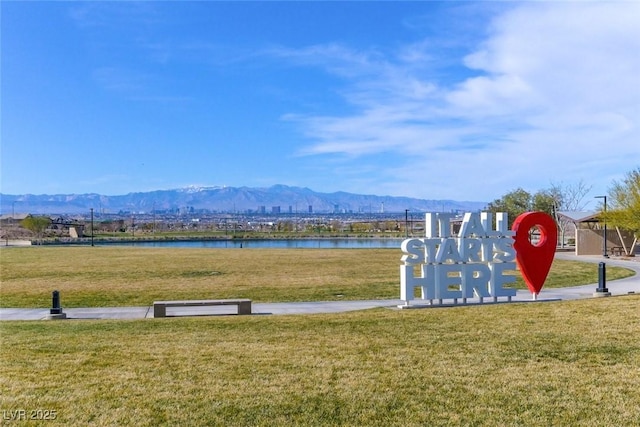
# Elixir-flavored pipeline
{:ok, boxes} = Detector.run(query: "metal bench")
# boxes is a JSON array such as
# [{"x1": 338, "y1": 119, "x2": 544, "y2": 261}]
[
  {"x1": 610, "y1": 246, "x2": 625, "y2": 256},
  {"x1": 153, "y1": 299, "x2": 252, "y2": 317}
]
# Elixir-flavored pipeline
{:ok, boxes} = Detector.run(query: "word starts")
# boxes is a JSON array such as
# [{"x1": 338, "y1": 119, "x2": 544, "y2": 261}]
[{"x1": 400, "y1": 212, "x2": 517, "y2": 304}]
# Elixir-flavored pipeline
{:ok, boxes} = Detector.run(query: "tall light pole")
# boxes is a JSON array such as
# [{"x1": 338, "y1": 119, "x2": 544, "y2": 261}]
[
  {"x1": 90, "y1": 208, "x2": 94, "y2": 247},
  {"x1": 405, "y1": 209, "x2": 409, "y2": 238},
  {"x1": 595, "y1": 196, "x2": 608, "y2": 258}
]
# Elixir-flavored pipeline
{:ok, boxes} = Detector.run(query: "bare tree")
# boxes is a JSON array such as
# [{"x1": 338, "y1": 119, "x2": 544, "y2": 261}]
[
  {"x1": 551, "y1": 179, "x2": 592, "y2": 211},
  {"x1": 550, "y1": 180, "x2": 592, "y2": 247}
]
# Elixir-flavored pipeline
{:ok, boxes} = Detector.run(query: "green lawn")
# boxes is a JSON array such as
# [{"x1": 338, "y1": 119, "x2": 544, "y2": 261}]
[
  {"x1": 1, "y1": 247, "x2": 638, "y2": 425},
  {"x1": 1, "y1": 296, "x2": 639, "y2": 426},
  {"x1": 0, "y1": 247, "x2": 634, "y2": 307}
]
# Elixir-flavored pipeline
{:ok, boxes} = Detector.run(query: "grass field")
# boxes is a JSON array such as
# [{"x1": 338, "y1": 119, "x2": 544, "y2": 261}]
[
  {"x1": 1, "y1": 247, "x2": 639, "y2": 425},
  {"x1": 0, "y1": 247, "x2": 635, "y2": 307},
  {"x1": 1, "y1": 296, "x2": 639, "y2": 426}
]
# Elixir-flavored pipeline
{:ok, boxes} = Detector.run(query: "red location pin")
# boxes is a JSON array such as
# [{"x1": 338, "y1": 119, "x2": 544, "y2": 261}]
[{"x1": 512, "y1": 212, "x2": 557, "y2": 297}]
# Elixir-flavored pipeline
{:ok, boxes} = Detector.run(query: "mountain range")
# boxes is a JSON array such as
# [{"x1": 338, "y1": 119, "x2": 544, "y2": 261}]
[{"x1": 1, "y1": 185, "x2": 487, "y2": 215}]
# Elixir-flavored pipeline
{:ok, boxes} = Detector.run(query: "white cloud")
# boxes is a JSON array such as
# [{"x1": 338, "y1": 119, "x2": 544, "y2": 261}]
[
  {"x1": 92, "y1": 67, "x2": 151, "y2": 93},
  {"x1": 278, "y1": 2, "x2": 640, "y2": 200},
  {"x1": 267, "y1": 43, "x2": 384, "y2": 79},
  {"x1": 69, "y1": 2, "x2": 161, "y2": 29},
  {"x1": 455, "y1": 2, "x2": 640, "y2": 116}
]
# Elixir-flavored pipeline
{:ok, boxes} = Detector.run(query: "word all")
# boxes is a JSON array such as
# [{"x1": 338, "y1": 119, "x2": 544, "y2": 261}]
[{"x1": 400, "y1": 212, "x2": 517, "y2": 303}]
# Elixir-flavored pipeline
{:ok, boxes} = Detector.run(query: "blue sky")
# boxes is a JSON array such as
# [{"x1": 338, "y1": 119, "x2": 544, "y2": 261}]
[{"x1": 2, "y1": 1, "x2": 639, "y2": 204}]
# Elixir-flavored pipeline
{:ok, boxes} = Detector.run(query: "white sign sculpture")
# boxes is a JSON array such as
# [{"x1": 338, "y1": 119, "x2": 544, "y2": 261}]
[{"x1": 400, "y1": 212, "x2": 517, "y2": 305}]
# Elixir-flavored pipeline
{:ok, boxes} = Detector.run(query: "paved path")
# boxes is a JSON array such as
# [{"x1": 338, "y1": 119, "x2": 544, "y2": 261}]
[{"x1": 1, "y1": 254, "x2": 638, "y2": 321}]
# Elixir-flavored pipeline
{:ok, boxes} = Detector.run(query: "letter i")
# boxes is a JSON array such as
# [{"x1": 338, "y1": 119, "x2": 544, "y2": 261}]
[{"x1": 425, "y1": 213, "x2": 438, "y2": 238}]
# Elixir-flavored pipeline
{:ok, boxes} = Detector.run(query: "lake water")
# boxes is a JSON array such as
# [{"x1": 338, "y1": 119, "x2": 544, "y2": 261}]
[{"x1": 108, "y1": 238, "x2": 405, "y2": 249}]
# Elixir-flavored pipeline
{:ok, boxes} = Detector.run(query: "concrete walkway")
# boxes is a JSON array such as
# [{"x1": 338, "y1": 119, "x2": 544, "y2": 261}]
[{"x1": 1, "y1": 254, "x2": 638, "y2": 321}]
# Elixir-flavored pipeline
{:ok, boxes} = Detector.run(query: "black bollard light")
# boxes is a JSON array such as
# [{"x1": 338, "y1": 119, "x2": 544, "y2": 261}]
[
  {"x1": 47, "y1": 290, "x2": 67, "y2": 319},
  {"x1": 593, "y1": 262, "x2": 611, "y2": 297},
  {"x1": 50, "y1": 290, "x2": 63, "y2": 315}
]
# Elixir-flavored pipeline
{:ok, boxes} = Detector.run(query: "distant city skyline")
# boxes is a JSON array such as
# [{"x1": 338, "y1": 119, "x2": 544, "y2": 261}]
[
  {"x1": 2, "y1": 1, "x2": 638, "y2": 207},
  {"x1": 0, "y1": 184, "x2": 488, "y2": 215}
]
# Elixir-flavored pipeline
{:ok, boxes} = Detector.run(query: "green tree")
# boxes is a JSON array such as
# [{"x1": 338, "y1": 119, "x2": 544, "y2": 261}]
[
  {"x1": 277, "y1": 221, "x2": 294, "y2": 233},
  {"x1": 604, "y1": 167, "x2": 640, "y2": 254},
  {"x1": 485, "y1": 188, "x2": 532, "y2": 226},
  {"x1": 487, "y1": 182, "x2": 593, "y2": 245},
  {"x1": 20, "y1": 216, "x2": 51, "y2": 243},
  {"x1": 532, "y1": 190, "x2": 557, "y2": 216}
]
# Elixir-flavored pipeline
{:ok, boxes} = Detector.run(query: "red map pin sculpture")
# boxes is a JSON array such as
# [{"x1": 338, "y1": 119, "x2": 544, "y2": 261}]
[{"x1": 512, "y1": 212, "x2": 557, "y2": 297}]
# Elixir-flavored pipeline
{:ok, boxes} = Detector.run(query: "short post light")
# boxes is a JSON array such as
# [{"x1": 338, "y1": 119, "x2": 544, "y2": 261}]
[
  {"x1": 47, "y1": 290, "x2": 67, "y2": 319},
  {"x1": 593, "y1": 262, "x2": 611, "y2": 297}
]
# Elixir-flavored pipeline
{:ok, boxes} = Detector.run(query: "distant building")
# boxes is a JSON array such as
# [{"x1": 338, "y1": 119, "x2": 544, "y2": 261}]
[
  {"x1": 271, "y1": 206, "x2": 281, "y2": 214},
  {"x1": 0, "y1": 213, "x2": 31, "y2": 224},
  {"x1": 308, "y1": 205, "x2": 313, "y2": 213}
]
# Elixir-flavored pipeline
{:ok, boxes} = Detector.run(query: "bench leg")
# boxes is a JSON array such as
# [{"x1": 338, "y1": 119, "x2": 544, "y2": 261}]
[
  {"x1": 154, "y1": 304, "x2": 167, "y2": 318},
  {"x1": 238, "y1": 301, "x2": 252, "y2": 315}
]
